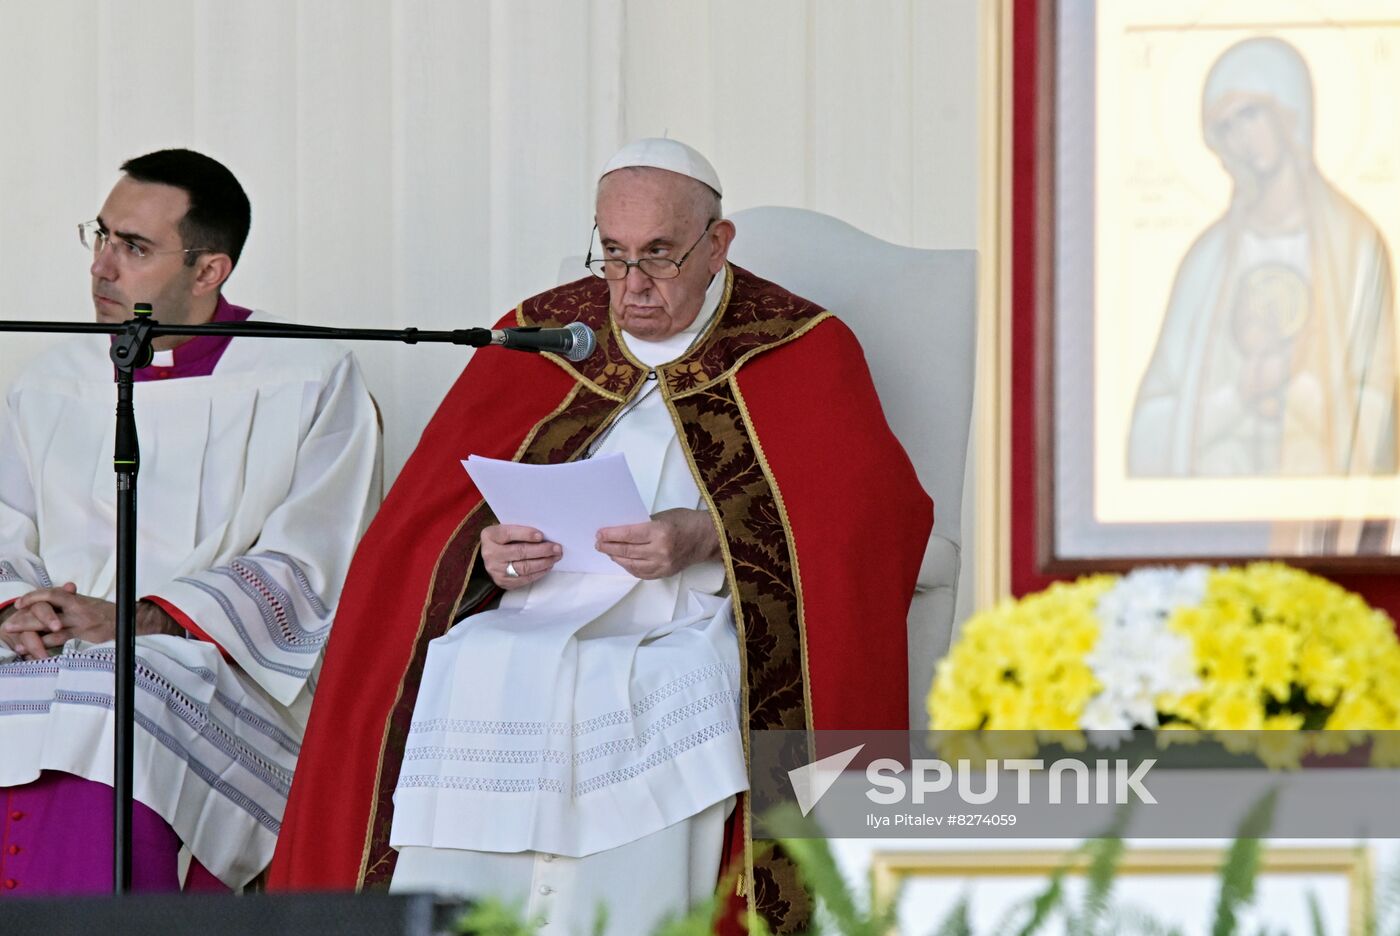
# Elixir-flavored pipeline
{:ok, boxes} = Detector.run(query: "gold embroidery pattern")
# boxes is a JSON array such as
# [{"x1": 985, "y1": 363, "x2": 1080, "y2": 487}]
[
  {"x1": 672, "y1": 268, "x2": 827, "y2": 393},
  {"x1": 664, "y1": 360, "x2": 712, "y2": 394},
  {"x1": 671, "y1": 376, "x2": 814, "y2": 932},
  {"x1": 518, "y1": 276, "x2": 637, "y2": 396},
  {"x1": 518, "y1": 267, "x2": 826, "y2": 400},
  {"x1": 730, "y1": 379, "x2": 816, "y2": 736},
  {"x1": 672, "y1": 379, "x2": 808, "y2": 732},
  {"x1": 520, "y1": 389, "x2": 624, "y2": 464},
  {"x1": 751, "y1": 846, "x2": 812, "y2": 935}
]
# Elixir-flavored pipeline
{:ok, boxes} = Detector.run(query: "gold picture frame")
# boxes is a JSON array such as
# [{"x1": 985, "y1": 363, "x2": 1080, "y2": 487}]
[{"x1": 870, "y1": 846, "x2": 1371, "y2": 935}]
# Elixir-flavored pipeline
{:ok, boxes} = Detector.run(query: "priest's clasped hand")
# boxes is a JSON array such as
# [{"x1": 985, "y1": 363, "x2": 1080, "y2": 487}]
[
  {"x1": 596, "y1": 507, "x2": 720, "y2": 580},
  {"x1": 0, "y1": 583, "x2": 181, "y2": 658}
]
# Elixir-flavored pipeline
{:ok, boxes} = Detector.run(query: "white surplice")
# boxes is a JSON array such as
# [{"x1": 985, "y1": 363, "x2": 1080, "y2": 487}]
[
  {"x1": 0, "y1": 320, "x2": 381, "y2": 886},
  {"x1": 390, "y1": 270, "x2": 748, "y2": 867}
]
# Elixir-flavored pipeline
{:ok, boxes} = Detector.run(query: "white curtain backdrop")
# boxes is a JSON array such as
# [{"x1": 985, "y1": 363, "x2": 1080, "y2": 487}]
[{"x1": 0, "y1": 0, "x2": 978, "y2": 484}]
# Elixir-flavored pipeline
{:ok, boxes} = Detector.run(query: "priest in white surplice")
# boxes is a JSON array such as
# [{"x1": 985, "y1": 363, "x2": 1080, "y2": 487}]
[{"x1": 0, "y1": 149, "x2": 380, "y2": 893}]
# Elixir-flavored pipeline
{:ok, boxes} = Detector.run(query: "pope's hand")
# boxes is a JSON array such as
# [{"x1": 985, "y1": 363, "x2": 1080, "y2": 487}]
[
  {"x1": 596, "y1": 508, "x2": 720, "y2": 580},
  {"x1": 481, "y1": 524, "x2": 563, "y2": 590}
]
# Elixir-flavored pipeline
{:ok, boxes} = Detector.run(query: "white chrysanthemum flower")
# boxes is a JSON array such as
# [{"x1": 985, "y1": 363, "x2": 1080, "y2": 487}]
[
  {"x1": 1083, "y1": 566, "x2": 1205, "y2": 730},
  {"x1": 1080, "y1": 695, "x2": 1133, "y2": 732}
]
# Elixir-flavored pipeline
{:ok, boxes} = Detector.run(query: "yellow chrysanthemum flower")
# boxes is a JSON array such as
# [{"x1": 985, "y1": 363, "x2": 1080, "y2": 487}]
[
  {"x1": 1206, "y1": 686, "x2": 1264, "y2": 732},
  {"x1": 1248, "y1": 624, "x2": 1296, "y2": 702}
]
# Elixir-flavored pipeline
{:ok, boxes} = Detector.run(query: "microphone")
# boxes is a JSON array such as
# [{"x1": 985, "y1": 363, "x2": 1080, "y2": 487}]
[{"x1": 490, "y1": 322, "x2": 597, "y2": 362}]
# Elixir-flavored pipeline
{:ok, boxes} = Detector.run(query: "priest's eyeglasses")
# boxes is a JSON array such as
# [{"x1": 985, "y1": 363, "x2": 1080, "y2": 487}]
[
  {"x1": 585, "y1": 219, "x2": 715, "y2": 280},
  {"x1": 79, "y1": 220, "x2": 211, "y2": 263}
]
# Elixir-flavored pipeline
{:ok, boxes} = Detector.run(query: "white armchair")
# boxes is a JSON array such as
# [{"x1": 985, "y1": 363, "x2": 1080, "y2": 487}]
[{"x1": 561, "y1": 206, "x2": 977, "y2": 729}]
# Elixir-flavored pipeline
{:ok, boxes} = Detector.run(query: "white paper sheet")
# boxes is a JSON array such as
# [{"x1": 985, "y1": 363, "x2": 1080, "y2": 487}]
[{"x1": 463, "y1": 453, "x2": 652, "y2": 574}]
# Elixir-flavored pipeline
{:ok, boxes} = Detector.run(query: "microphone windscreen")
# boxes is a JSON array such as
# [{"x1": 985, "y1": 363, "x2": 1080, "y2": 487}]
[{"x1": 564, "y1": 322, "x2": 597, "y2": 362}]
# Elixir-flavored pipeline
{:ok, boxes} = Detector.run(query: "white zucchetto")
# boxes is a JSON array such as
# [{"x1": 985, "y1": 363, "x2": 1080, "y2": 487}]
[{"x1": 598, "y1": 138, "x2": 723, "y2": 197}]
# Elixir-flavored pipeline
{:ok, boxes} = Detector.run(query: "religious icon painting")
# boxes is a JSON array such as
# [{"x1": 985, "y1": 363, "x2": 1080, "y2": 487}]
[{"x1": 1040, "y1": 0, "x2": 1400, "y2": 569}]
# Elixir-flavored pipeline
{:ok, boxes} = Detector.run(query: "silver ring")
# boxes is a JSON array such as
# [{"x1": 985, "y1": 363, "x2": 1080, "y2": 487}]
[{"x1": 505, "y1": 561, "x2": 520, "y2": 579}]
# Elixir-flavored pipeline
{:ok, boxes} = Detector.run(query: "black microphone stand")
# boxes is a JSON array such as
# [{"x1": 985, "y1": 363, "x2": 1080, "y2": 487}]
[{"x1": 0, "y1": 309, "x2": 499, "y2": 894}]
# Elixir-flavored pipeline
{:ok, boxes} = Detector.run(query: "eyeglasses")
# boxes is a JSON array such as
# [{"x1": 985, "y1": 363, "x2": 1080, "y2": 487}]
[
  {"x1": 78, "y1": 220, "x2": 211, "y2": 263},
  {"x1": 585, "y1": 219, "x2": 715, "y2": 281}
]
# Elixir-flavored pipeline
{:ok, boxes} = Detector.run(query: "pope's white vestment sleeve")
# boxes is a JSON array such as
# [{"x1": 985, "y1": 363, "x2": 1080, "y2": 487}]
[{"x1": 145, "y1": 354, "x2": 381, "y2": 706}]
